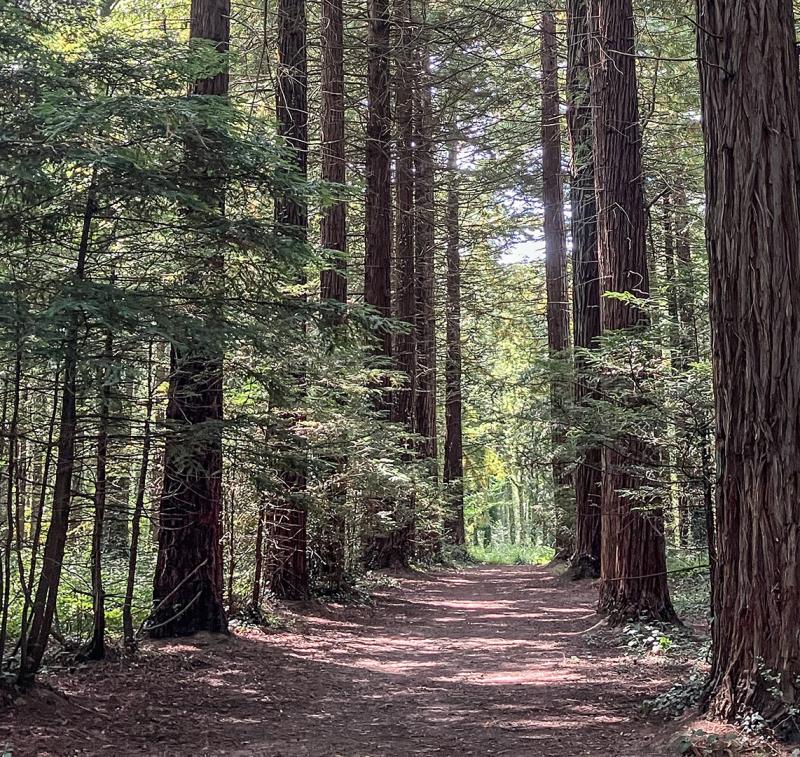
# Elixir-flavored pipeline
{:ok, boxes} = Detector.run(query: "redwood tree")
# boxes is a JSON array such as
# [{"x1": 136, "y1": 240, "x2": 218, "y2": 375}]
[
  {"x1": 698, "y1": 0, "x2": 800, "y2": 726},
  {"x1": 367, "y1": 0, "x2": 416, "y2": 569},
  {"x1": 149, "y1": 0, "x2": 230, "y2": 638},
  {"x1": 320, "y1": 0, "x2": 347, "y2": 308},
  {"x1": 443, "y1": 140, "x2": 465, "y2": 545},
  {"x1": 566, "y1": 0, "x2": 601, "y2": 578},
  {"x1": 589, "y1": 0, "x2": 675, "y2": 622},
  {"x1": 393, "y1": 0, "x2": 416, "y2": 434},
  {"x1": 270, "y1": 0, "x2": 310, "y2": 600},
  {"x1": 362, "y1": 0, "x2": 407, "y2": 569},
  {"x1": 364, "y1": 0, "x2": 393, "y2": 365},
  {"x1": 540, "y1": 10, "x2": 572, "y2": 558},
  {"x1": 318, "y1": 0, "x2": 348, "y2": 591},
  {"x1": 413, "y1": 33, "x2": 437, "y2": 465}
]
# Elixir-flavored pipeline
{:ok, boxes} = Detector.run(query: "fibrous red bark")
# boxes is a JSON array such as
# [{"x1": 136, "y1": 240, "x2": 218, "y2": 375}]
[
  {"x1": 540, "y1": 10, "x2": 572, "y2": 559},
  {"x1": 566, "y1": 0, "x2": 601, "y2": 579},
  {"x1": 150, "y1": 0, "x2": 230, "y2": 638},
  {"x1": 588, "y1": 0, "x2": 675, "y2": 622},
  {"x1": 697, "y1": 0, "x2": 800, "y2": 728},
  {"x1": 443, "y1": 141, "x2": 465, "y2": 545},
  {"x1": 364, "y1": 0, "x2": 393, "y2": 364},
  {"x1": 270, "y1": 0, "x2": 310, "y2": 600}
]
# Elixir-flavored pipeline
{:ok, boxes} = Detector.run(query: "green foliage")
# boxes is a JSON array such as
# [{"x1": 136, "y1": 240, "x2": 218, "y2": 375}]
[
  {"x1": 668, "y1": 563, "x2": 711, "y2": 619},
  {"x1": 0, "y1": 1, "x2": 445, "y2": 668},
  {"x1": 643, "y1": 673, "x2": 705, "y2": 718},
  {"x1": 468, "y1": 543, "x2": 553, "y2": 566}
]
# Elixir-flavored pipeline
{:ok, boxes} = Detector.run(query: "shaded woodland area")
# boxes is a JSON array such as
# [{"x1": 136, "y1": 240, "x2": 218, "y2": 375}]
[{"x1": 2, "y1": 0, "x2": 800, "y2": 753}]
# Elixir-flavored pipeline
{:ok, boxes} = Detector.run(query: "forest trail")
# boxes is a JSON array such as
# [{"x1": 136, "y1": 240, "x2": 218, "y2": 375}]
[{"x1": 2, "y1": 565, "x2": 682, "y2": 756}]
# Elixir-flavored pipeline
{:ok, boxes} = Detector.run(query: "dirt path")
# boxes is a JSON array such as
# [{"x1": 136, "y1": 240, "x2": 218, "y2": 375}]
[{"x1": 2, "y1": 565, "x2": 683, "y2": 756}]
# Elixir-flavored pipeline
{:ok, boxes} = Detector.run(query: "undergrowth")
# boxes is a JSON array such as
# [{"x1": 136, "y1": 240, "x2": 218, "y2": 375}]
[
  {"x1": 667, "y1": 556, "x2": 711, "y2": 620},
  {"x1": 468, "y1": 544, "x2": 554, "y2": 566}
]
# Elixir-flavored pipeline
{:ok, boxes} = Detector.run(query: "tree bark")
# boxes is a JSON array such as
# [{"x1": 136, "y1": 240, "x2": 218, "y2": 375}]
[
  {"x1": 697, "y1": 0, "x2": 800, "y2": 727},
  {"x1": 270, "y1": 0, "x2": 310, "y2": 600},
  {"x1": 364, "y1": 0, "x2": 393, "y2": 365},
  {"x1": 540, "y1": 10, "x2": 572, "y2": 559},
  {"x1": 150, "y1": 0, "x2": 229, "y2": 638},
  {"x1": 443, "y1": 141, "x2": 465, "y2": 545},
  {"x1": 365, "y1": 0, "x2": 416, "y2": 570},
  {"x1": 320, "y1": 0, "x2": 347, "y2": 307},
  {"x1": 318, "y1": 0, "x2": 349, "y2": 593},
  {"x1": 588, "y1": 0, "x2": 675, "y2": 622},
  {"x1": 413, "y1": 31, "x2": 437, "y2": 466},
  {"x1": 566, "y1": 0, "x2": 601, "y2": 579},
  {"x1": 393, "y1": 0, "x2": 417, "y2": 433}
]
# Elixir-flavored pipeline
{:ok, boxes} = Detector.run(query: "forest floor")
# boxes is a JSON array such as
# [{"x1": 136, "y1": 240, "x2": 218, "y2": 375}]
[{"x1": 1, "y1": 564, "x2": 737, "y2": 756}]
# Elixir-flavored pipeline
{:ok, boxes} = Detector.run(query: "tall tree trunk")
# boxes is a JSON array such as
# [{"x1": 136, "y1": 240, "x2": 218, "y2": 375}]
[
  {"x1": 364, "y1": 0, "x2": 393, "y2": 365},
  {"x1": 443, "y1": 140, "x2": 465, "y2": 545},
  {"x1": 318, "y1": 0, "x2": 348, "y2": 593},
  {"x1": 393, "y1": 0, "x2": 416, "y2": 434},
  {"x1": 365, "y1": 0, "x2": 416, "y2": 570},
  {"x1": 413, "y1": 28, "x2": 437, "y2": 466},
  {"x1": 588, "y1": 0, "x2": 675, "y2": 622},
  {"x1": 361, "y1": 0, "x2": 400, "y2": 569},
  {"x1": 411, "y1": 17, "x2": 438, "y2": 561},
  {"x1": 697, "y1": 0, "x2": 800, "y2": 726},
  {"x1": 541, "y1": 10, "x2": 572, "y2": 560},
  {"x1": 320, "y1": 0, "x2": 347, "y2": 308},
  {"x1": 566, "y1": 0, "x2": 601, "y2": 579},
  {"x1": 150, "y1": 0, "x2": 229, "y2": 638},
  {"x1": 270, "y1": 0, "x2": 310, "y2": 600}
]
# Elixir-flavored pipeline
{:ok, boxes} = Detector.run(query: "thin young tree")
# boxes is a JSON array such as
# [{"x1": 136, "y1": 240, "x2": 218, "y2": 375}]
[
  {"x1": 588, "y1": 0, "x2": 675, "y2": 621},
  {"x1": 104, "y1": 369, "x2": 132, "y2": 558},
  {"x1": 566, "y1": 0, "x2": 601, "y2": 578},
  {"x1": 149, "y1": 0, "x2": 230, "y2": 638},
  {"x1": 122, "y1": 345, "x2": 156, "y2": 647},
  {"x1": 83, "y1": 331, "x2": 113, "y2": 660},
  {"x1": 18, "y1": 171, "x2": 97, "y2": 683},
  {"x1": 540, "y1": 10, "x2": 572, "y2": 559},
  {"x1": 697, "y1": 0, "x2": 800, "y2": 725}
]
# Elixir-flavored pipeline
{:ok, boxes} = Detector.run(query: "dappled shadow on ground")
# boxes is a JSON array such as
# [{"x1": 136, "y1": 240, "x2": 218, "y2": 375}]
[{"x1": 0, "y1": 566, "x2": 684, "y2": 756}]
